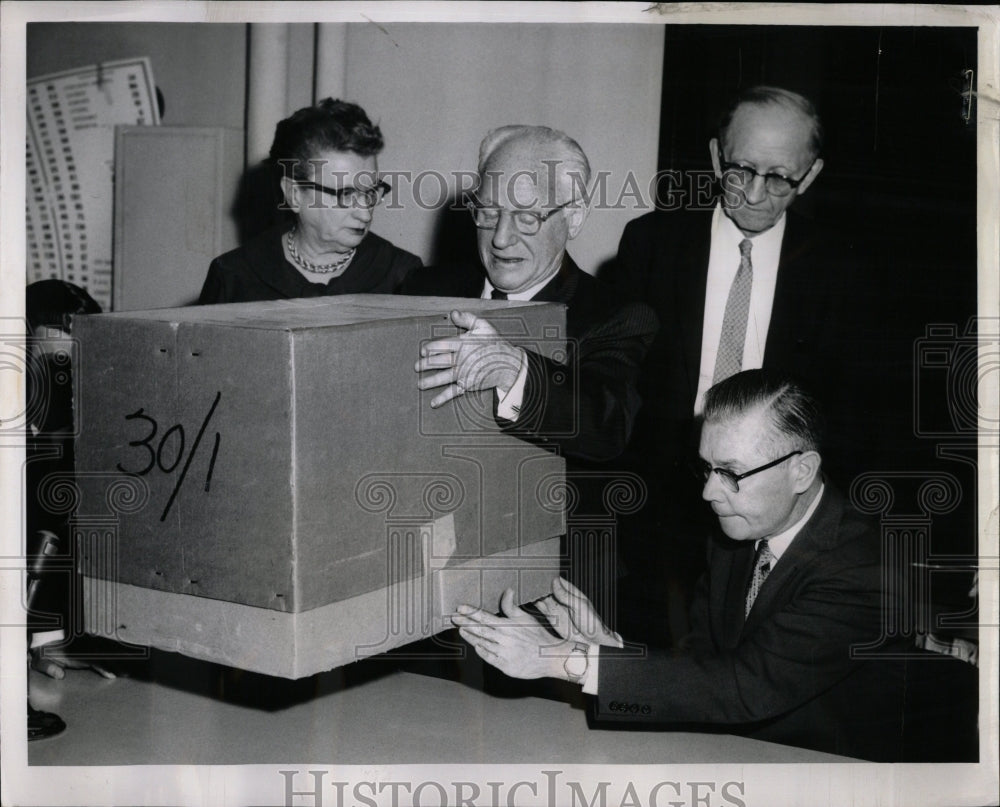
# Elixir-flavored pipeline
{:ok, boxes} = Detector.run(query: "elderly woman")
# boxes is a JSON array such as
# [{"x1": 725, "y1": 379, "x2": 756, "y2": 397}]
[{"x1": 198, "y1": 98, "x2": 421, "y2": 304}]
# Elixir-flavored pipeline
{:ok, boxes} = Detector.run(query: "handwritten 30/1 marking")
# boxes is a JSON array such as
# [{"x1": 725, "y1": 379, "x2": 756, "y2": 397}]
[{"x1": 116, "y1": 391, "x2": 222, "y2": 521}]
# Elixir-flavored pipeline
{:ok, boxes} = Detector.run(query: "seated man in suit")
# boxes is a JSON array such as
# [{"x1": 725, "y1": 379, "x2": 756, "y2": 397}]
[
  {"x1": 406, "y1": 125, "x2": 658, "y2": 620},
  {"x1": 407, "y1": 124, "x2": 657, "y2": 463},
  {"x1": 452, "y1": 370, "x2": 934, "y2": 761},
  {"x1": 605, "y1": 86, "x2": 878, "y2": 642}
]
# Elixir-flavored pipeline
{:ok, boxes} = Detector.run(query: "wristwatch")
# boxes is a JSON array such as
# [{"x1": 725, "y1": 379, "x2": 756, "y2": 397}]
[{"x1": 563, "y1": 641, "x2": 590, "y2": 684}]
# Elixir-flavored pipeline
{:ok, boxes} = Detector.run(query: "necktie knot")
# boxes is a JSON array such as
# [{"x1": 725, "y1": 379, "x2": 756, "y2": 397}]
[
  {"x1": 491, "y1": 288, "x2": 508, "y2": 300},
  {"x1": 739, "y1": 238, "x2": 753, "y2": 261}
]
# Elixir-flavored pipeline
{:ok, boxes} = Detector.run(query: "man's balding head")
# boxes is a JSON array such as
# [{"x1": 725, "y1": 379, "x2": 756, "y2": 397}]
[
  {"x1": 709, "y1": 86, "x2": 825, "y2": 236},
  {"x1": 473, "y1": 125, "x2": 590, "y2": 294}
]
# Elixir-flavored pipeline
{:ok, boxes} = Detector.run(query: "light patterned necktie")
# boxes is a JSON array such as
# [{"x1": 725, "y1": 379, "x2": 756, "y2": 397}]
[
  {"x1": 713, "y1": 238, "x2": 754, "y2": 383},
  {"x1": 745, "y1": 539, "x2": 774, "y2": 618}
]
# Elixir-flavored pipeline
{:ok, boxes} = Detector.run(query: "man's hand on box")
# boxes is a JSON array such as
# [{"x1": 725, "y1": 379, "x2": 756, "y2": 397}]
[
  {"x1": 415, "y1": 310, "x2": 525, "y2": 408},
  {"x1": 452, "y1": 588, "x2": 569, "y2": 680},
  {"x1": 536, "y1": 577, "x2": 622, "y2": 648}
]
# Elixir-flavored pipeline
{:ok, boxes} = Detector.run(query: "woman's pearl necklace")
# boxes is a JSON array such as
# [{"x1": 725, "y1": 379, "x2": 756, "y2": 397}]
[{"x1": 286, "y1": 228, "x2": 356, "y2": 275}]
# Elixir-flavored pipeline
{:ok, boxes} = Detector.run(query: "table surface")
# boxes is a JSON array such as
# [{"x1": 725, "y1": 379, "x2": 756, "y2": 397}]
[{"x1": 27, "y1": 645, "x2": 849, "y2": 765}]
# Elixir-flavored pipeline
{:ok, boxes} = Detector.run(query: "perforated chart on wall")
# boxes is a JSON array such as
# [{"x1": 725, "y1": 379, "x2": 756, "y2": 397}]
[{"x1": 26, "y1": 57, "x2": 159, "y2": 311}]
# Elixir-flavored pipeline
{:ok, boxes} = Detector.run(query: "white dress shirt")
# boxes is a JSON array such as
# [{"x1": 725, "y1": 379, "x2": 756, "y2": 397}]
[
  {"x1": 481, "y1": 277, "x2": 551, "y2": 420},
  {"x1": 757, "y1": 483, "x2": 825, "y2": 568},
  {"x1": 693, "y1": 205, "x2": 787, "y2": 415}
]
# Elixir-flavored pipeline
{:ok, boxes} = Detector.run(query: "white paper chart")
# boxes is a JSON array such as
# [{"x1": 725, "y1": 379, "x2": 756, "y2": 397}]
[{"x1": 26, "y1": 57, "x2": 159, "y2": 311}]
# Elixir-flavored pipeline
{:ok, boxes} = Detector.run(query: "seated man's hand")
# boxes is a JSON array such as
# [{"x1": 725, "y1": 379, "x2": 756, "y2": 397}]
[
  {"x1": 536, "y1": 577, "x2": 622, "y2": 648},
  {"x1": 452, "y1": 588, "x2": 570, "y2": 680},
  {"x1": 415, "y1": 310, "x2": 525, "y2": 408},
  {"x1": 30, "y1": 646, "x2": 116, "y2": 680}
]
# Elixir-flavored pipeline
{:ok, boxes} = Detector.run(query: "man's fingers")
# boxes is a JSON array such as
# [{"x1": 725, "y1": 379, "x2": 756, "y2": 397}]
[
  {"x1": 499, "y1": 588, "x2": 526, "y2": 619},
  {"x1": 554, "y1": 576, "x2": 586, "y2": 599},
  {"x1": 430, "y1": 386, "x2": 464, "y2": 409},
  {"x1": 417, "y1": 370, "x2": 455, "y2": 390},
  {"x1": 456, "y1": 625, "x2": 500, "y2": 648},
  {"x1": 420, "y1": 337, "x2": 465, "y2": 357},
  {"x1": 536, "y1": 598, "x2": 570, "y2": 638},
  {"x1": 450, "y1": 310, "x2": 480, "y2": 331},
  {"x1": 453, "y1": 604, "x2": 505, "y2": 627},
  {"x1": 553, "y1": 577, "x2": 590, "y2": 611},
  {"x1": 92, "y1": 663, "x2": 116, "y2": 680},
  {"x1": 34, "y1": 658, "x2": 65, "y2": 680},
  {"x1": 415, "y1": 352, "x2": 457, "y2": 372}
]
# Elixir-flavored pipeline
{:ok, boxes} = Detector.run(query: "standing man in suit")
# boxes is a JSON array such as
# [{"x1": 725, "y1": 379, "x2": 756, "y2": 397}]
[
  {"x1": 406, "y1": 125, "x2": 658, "y2": 619},
  {"x1": 452, "y1": 370, "x2": 912, "y2": 761},
  {"x1": 606, "y1": 86, "x2": 874, "y2": 642}
]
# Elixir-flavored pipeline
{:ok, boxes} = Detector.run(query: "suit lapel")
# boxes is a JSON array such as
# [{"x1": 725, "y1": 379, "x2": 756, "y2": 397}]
[
  {"x1": 741, "y1": 485, "x2": 843, "y2": 634},
  {"x1": 677, "y1": 211, "x2": 713, "y2": 404},
  {"x1": 531, "y1": 255, "x2": 579, "y2": 304},
  {"x1": 724, "y1": 541, "x2": 757, "y2": 646},
  {"x1": 764, "y1": 212, "x2": 815, "y2": 368}
]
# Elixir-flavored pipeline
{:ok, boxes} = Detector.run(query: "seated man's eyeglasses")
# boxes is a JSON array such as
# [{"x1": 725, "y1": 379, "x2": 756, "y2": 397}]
[
  {"x1": 693, "y1": 450, "x2": 803, "y2": 493},
  {"x1": 294, "y1": 179, "x2": 391, "y2": 208},
  {"x1": 467, "y1": 199, "x2": 573, "y2": 237},
  {"x1": 718, "y1": 149, "x2": 815, "y2": 198}
]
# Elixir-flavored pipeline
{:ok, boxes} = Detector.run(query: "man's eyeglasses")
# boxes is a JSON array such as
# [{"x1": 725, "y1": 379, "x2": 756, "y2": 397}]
[
  {"x1": 295, "y1": 179, "x2": 391, "y2": 208},
  {"x1": 718, "y1": 149, "x2": 815, "y2": 198},
  {"x1": 467, "y1": 200, "x2": 573, "y2": 237},
  {"x1": 693, "y1": 450, "x2": 803, "y2": 493}
]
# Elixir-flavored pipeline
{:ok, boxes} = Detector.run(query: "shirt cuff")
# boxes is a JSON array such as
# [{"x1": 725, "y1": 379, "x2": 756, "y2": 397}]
[
  {"x1": 581, "y1": 642, "x2": 601, "y2": 694},
  {"x1": 495, "y1": 348, "x2": 528, "y2": 421}
]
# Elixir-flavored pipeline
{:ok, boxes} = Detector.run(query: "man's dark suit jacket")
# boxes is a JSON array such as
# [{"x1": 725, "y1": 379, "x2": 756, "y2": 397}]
[
  {"x1": 605, "y1": 206, "x2": 882, "y2": 639},
  {"x1": 608, "y1": 205, "x2": 875, "y2": 487},
  {"x1": 593, "y1": 484, "x2": 977, "y2": 762},
  {"x1": 401, "y1": 256, "x2": 659, "y2": 464}
]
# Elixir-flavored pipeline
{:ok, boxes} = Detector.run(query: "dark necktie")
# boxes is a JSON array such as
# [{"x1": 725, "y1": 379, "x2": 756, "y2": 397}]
[
  {"x1": 713, "y1": 238, "x2": 753, "y2": 383},
  {"x1": 491, "y1": 288, "x2": 507, "y2": 300},
  {"x1": 744, "y1": 539, "x2": 774, "y2": 618}
]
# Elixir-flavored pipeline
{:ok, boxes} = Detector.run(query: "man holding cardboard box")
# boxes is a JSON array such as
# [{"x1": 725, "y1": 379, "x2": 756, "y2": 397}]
[
  {"x1": 452, "y1": 370, "x2": 979, "y2": 762},
  {"x1": 407, "y1": 124, "x2": 657, "y2": 464},
  {"x1": 405, "y1": 125, "x2": 658, "y2": 619}
]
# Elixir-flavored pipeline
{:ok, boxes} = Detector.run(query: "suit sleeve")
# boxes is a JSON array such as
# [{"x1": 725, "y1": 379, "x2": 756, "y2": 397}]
[
  {"x1": 600, "y1": 218, "x2": 653, "y2": 301},
  {"x1": 593, "y1": 539, "x2": 885, "y2": 726},
  {"x1": 497, "y1": 300, "x2": 658, "y2": 462}
]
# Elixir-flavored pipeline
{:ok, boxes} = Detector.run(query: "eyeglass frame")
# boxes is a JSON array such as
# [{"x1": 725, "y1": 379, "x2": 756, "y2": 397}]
[
  {"x1": 694, "y1": 450, "x2": 803, "y2": 493},
  {"x1": 466, "y1": 198, "x2": 574, "y2": 237},
  {"x1": 717, "y1": 147, "x2": 816, "y2": 198},
  {"x1": 293, "y1": 178, "x2": 391, "y2": 208}
]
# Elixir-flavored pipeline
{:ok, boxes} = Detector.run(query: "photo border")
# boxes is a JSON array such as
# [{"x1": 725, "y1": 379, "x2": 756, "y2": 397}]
[{"x1": 1, "y1": 3, "x2": 997, "y2": 806}]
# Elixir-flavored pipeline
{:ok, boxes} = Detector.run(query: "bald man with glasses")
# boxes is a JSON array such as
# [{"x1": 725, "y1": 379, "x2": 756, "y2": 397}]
[
  {"x1": 404, "y1": 125, "x2": 658, "y2": 620},
  {"x1": 452, "y1": 370, "x2": 917, "y2": 761},
  {"x1": 405, "y1": 124, "x2": 658, "y2": 465}
]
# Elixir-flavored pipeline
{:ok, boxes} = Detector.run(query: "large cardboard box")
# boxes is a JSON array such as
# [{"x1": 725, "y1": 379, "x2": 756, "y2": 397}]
[{"x1": 73, "y1": 295, "x2": 565, "y2": 677}]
